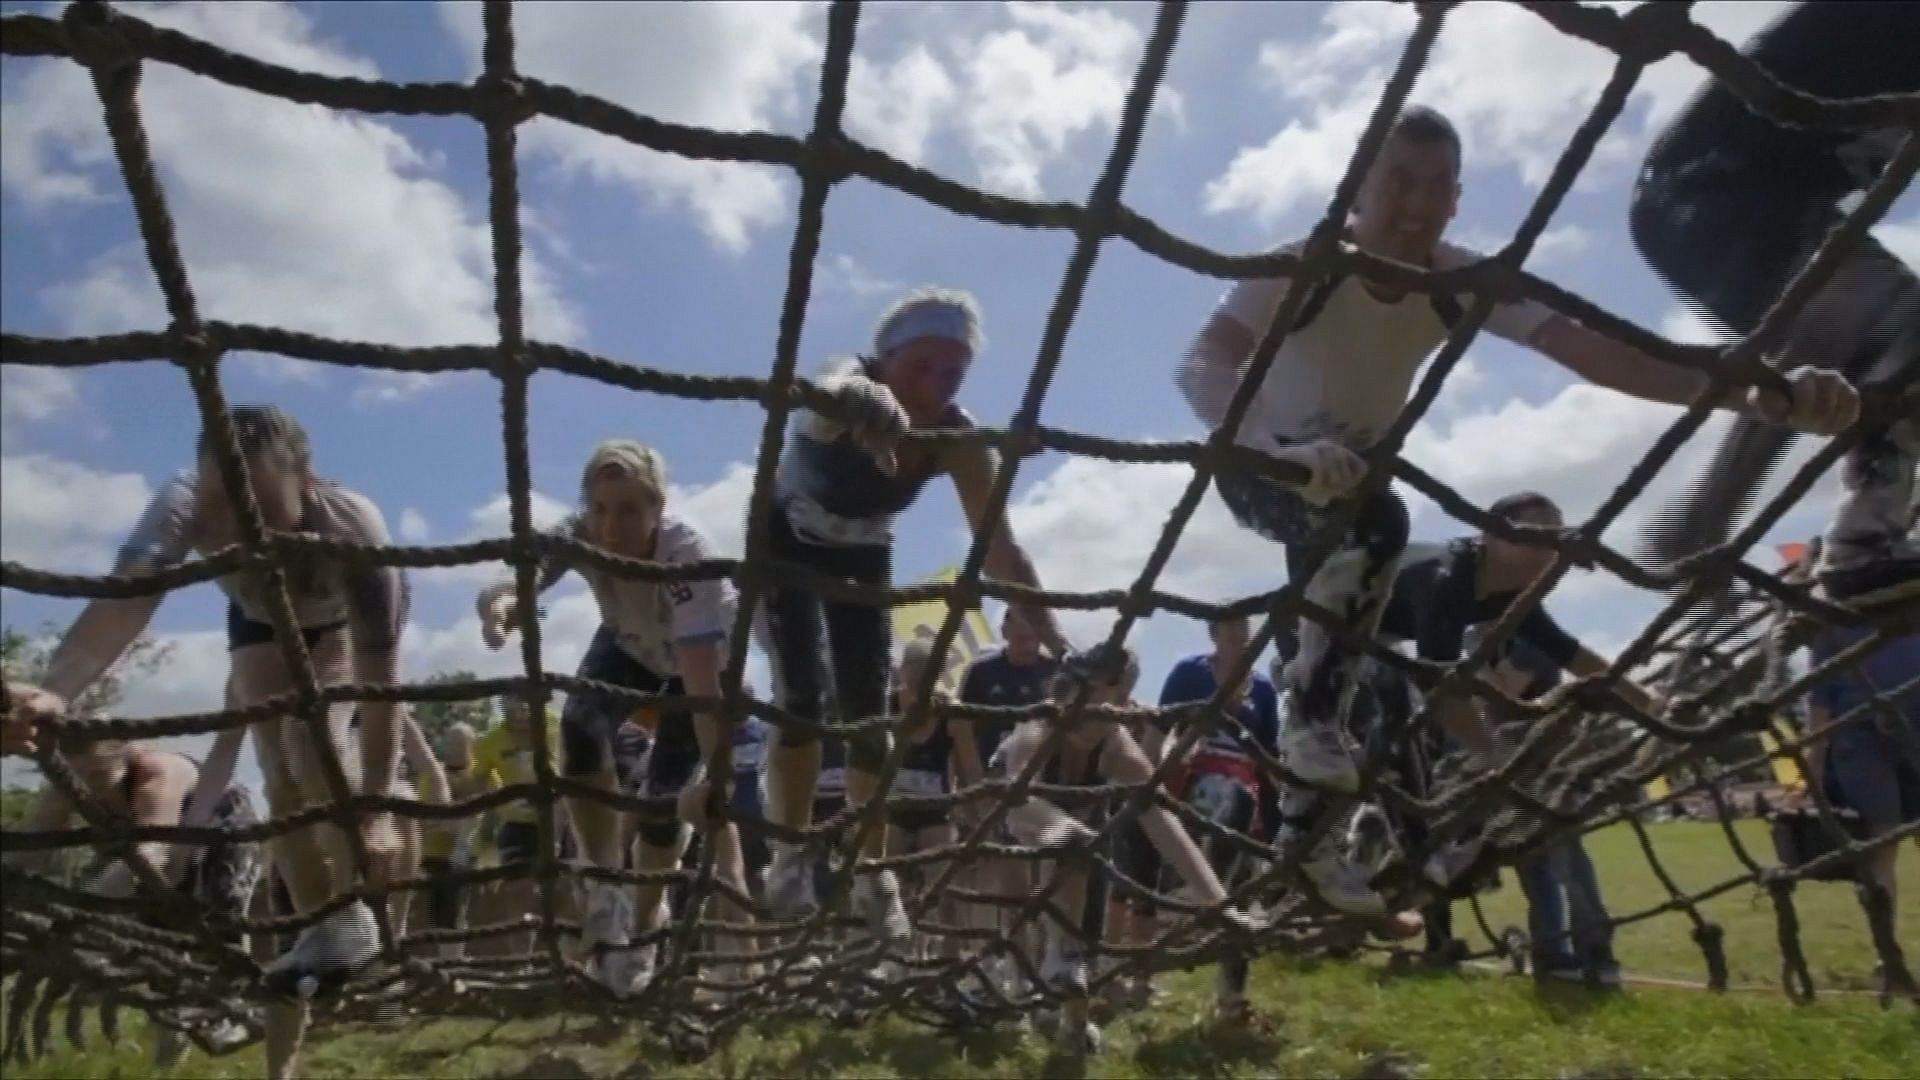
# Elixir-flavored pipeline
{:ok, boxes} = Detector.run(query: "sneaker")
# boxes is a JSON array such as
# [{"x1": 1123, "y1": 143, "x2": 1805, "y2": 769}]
[
  {"x1": 1422, "y1": 837, "x2": 1486, "y2": 892},
  {"x1": 1819, "y1": 546, "x2": 1920, "y2": 603},
  {"x1": 580, "y1": 883, "x2": 649, "y2": 997},
  {"x1": 152, "y1": 1028, "x2": 187, "y2": 1070},
  {"x1": 1422, "y1": 938, "x2": 1469, "y2": 969},
  {"x1": 1299, "y1": 848, "x2": 1387, "y2": 917},
  {"x1": 1590, "y1": 960, "x2": 1625, "y2": 989},
  {"x1": 1535, "y1": 958, "x2": 1584, "y2": 983},
  {"x1": 1215, "y1": 953, "x2": 1250, "y2": 1010},
  {"x1": 1042, "y1": 939, "x2": 1089, "y2": 997},
  {"x1": 1279, "y1": 722, "x2": 1360, "y2": 795},
  {"x1": 852, "y1": 868, "x2": 911, "y2": 951},
  {"x1": 1216, "y1": 904, "x2": 1265, "y2": 935},
  {"x1": 1061, "y1": 1017, "x2": 1104, "y2": 1055},
  {"x1": 764, "y1": 846, "x2": 819, "y2": 920},
  {"x1": 262, "y1": 899, "x2": 380, "y2": 995},
  {"x1": 204, "y1": 1017, "x2": 251, "y2": 1052}
]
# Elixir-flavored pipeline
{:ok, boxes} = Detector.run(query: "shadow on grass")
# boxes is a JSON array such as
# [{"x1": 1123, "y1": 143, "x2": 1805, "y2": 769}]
[
  {"x1": 1527, "y1": 978, "x2": 1625, "y2": 1023},
  {"x1": 1131, "y1": 1010, "x2": 1288, "y2": 1079},
  {"x1": 490, "y1": 1051, "x2": 596, "y2": 1079},
  {"x1": 1369, "y1": 958, "x2": 1472, "y2": 989}
]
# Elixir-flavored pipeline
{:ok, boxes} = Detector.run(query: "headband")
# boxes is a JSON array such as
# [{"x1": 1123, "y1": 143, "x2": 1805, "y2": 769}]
[{"x1": 877, "y1": 301, "x2": 974, "y2": 356}]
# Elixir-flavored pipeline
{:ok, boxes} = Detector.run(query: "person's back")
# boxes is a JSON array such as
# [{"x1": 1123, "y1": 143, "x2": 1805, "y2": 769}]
[
  {"x1": 959, "y1": 644, "x2": 1059, "y2": 768},
  {"x1": 1808, "y1": 624, "x2": 1920, "y2": 730}
]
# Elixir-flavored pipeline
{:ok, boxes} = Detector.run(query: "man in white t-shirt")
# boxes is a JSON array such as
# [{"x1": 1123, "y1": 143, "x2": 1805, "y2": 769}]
[{"x1": 1176, "y1": 106, "x2": 1859, "y2": 913}]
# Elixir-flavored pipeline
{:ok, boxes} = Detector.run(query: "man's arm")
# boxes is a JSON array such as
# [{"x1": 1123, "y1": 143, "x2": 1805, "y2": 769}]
[
  {"x1": 1177, "y1": 313, "x2": 1258, "y2": 430},
  {"x1": 1414, "y1": 597, "x2": 1502, "y2": 754},
  {"x1": 1519, "y1": 607, "x2": 1660, "y2": 717},
  {"x1": 946, "y1": 445, "x2": 1070, "y2": 655},
  {"x1": 1527, "y1": 315, "x2": 1856, "y2": 433},
  {"x1": 1561, "y1": 644, "x2": 1657, "y2": 716}
]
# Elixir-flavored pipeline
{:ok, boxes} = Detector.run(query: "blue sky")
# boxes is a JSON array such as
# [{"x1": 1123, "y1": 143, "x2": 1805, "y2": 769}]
[{"x1": 3, "y1": 1, "x2": 1914, "y2": 787}]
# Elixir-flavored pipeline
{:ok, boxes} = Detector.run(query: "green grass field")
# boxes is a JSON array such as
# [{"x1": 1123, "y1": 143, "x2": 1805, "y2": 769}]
[{"x1": 7, "y1": 821, "x2": 1916, "y2": 1079}]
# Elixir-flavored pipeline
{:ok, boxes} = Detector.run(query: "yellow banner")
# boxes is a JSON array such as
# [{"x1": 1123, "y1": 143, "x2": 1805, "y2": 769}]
[
  {"x1": 1759, "y1": 725, "x2": 1807, "y2": 792},
  {"x1": 892, "y1": 567, "x2": 998, "y2": 693}
]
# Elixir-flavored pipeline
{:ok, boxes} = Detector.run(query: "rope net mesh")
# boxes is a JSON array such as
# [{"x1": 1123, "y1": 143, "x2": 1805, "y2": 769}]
[{"x1": 2, "y1": 0, "x2": 1917, "y2": 1062}]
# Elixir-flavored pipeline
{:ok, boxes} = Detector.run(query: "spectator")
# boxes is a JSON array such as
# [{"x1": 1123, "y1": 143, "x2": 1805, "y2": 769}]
[
  {"x1": 420, "y1": 721, "x2": 486, "y2": 958},
  {"x1": 1496, "y1": 646, "x2": 1622, "y2": 988},
  {"x1": 1153, "y1": 613, "x2": 1283, "y2": 1017},
  {"x1": 950, "y1": 607, "x2": 1059, "y2": 995},
  {"x1": 1802, "y1": 617, "x2": 1918, "y2": 969}
]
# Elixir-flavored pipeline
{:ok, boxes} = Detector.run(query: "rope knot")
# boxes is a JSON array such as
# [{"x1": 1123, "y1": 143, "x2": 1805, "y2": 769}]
[
  {"x1": 61, "y1": 1, "x2": 137, "y2": 75},
  {"x1": 475, "y1": 74, "x2": 536, "y2": 128},
  {"x1": 1615, "y1": 0, "x2": 1693, "y2": 66}
]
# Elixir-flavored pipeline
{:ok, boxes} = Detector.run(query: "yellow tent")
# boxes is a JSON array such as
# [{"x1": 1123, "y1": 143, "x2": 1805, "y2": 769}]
[{"x1": 891, "y1": 566, "x2": 998, "y2": 693}]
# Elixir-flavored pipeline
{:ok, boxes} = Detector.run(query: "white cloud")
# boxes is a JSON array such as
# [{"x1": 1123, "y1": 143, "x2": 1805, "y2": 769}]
[
  {"x1": 0, "y1": 454, "x2": 151, "y2": 573},
  {"x1": 845, "y1": 3, "x2": 1187, "y2": 202},
  {"x1": 397, "y1": 508, "x2": 431, "y2": 544},
  {"x1": 846, "y1": 45, "x2": 959, "y2": 166},
  {"x1": 956, "y1": 4, "x2": 1164, "y2": 199},
  {"x1": 3, "y1": 2, "x2": 581, "y2": 402},
  {"x1": 111, "y1": 629, "x2": 230, "y2": 719},
  {"x1": 1875, "y1": 218, "x2": 1920, "y2": 268},
  {"x1": 1452, "y1": 224, "x2": 1593, "y2": 268},
  {"x1": 438, "y1": 0, "x2": 819, "y2": 256},
  {"x1": 819, "y1": 253, "x2": 900, "y2": 299},
  {"x1": 669, "y1": 462, "x2": 756, "y2": 558},
  {"x1": 418, "y1": 488, "x2": 574, "y2": 590},
  {"x1": 1208, "y1": 1, "x2": 1792, "y2": 227},
  {"x1": 1632, "y1": 3, "x2": 1796, "y2": 135},
  {"x1": 466, "y1": 490, "x2": 575, "y2": 539},
  {"x1": 0, "y1": 366, "x2": 81, "y2": 426},
  {"x1": 1659, "y1": 305, "x2": 1727, "y2": 348},
  {"x1": 1203, "y1": 72, "x2": 1377, "y2": 225},
  {"x1": 1001, "y1": 454, "x2": 1286, "y2": 655}
]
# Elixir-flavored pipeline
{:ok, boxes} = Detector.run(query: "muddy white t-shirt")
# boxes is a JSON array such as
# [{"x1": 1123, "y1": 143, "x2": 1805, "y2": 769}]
[
  {"x1": 1181, "y1": 238, "x2": 1556, "y2": 452},
  {"x1": 538, "y1": 512, "x2": 735, "y2": 677},
  {"x1": 117, "y1": 470, "x2": 407, "y2": 649}
]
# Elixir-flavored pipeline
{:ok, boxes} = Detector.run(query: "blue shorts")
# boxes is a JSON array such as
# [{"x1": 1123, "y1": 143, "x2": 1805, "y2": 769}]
[{"x1": 1825, "y1": 721, "x2": 1920, "y2": 833}]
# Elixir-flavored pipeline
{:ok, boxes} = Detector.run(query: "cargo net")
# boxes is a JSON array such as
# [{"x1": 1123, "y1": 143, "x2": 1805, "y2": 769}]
[{"x1": 2, "y1": 0, "x2": 1917, "y2": 1065}]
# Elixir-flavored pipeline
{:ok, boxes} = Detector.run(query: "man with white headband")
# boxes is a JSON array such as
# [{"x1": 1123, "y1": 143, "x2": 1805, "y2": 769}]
[{"x1": 756, "y1": 286, "x2": 1071, "y2": 950}]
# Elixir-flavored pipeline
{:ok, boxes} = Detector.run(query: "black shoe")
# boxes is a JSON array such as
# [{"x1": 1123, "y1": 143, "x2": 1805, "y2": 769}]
[
  {"x1": 1820, "y1": 551, "x2": 1920, "y2": 604},
  {"x1": 1533, "y1": 957, "x2": 1583, "y2": 983}
]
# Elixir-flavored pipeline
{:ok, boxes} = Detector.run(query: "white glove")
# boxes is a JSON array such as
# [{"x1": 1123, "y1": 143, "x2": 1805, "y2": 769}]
[
  {"x1": 1749, "y1": 365, "x2": 1860, "y2": 435},
  {"x1": 1271, "y1": 438, "x2": 1368, "y2": 507},
  {"x1": 451, "y1": 830, "x2": 475, "y2": 870},
  {"x1": 477, "y1": 583, "x2": 515, "y2": 651},
  {"x1": 820, "y1": 377, "x2": 910, "y2": 476}
]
